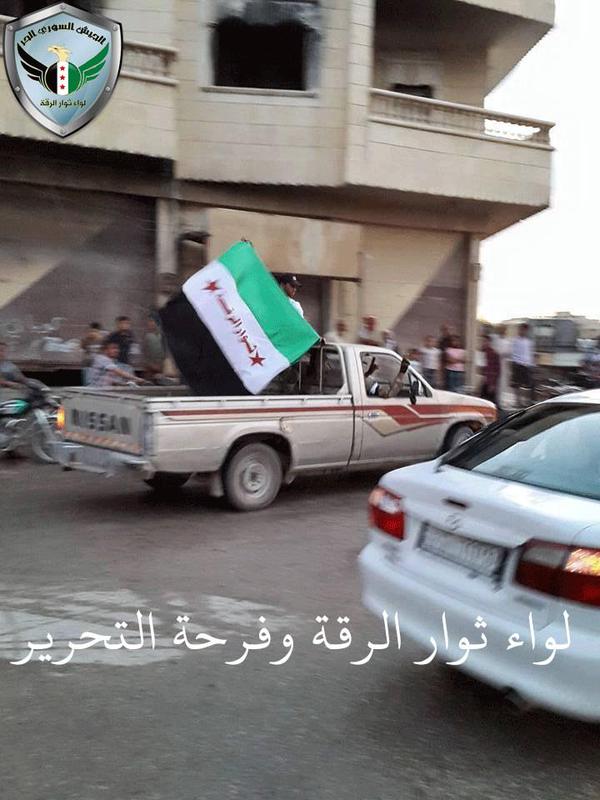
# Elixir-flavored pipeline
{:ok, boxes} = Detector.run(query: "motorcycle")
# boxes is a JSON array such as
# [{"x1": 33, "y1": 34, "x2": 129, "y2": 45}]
[
  {"x1": 534, "y1": 377, "x2": 583, "y2": 403},
  {"x1": 0, "y1": 380, "x2": 61, "y2": 463}
]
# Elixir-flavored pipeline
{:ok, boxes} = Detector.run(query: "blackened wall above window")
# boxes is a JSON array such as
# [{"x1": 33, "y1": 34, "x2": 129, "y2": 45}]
[
  {"x1": 212, "y1": 2, "x2": 322, "y2": 91},
  {"x1": 5, "y1": 1, "x2": 102, "y2": 17},
  {"x1": 215, "y1": 0, "x2": 321, "y2": 31}
]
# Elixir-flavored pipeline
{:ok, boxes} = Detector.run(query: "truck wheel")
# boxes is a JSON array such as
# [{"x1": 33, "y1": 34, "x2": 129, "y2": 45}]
[
  {"x1": 443, "y1": 424, "x2": 474, "y2": 453},
  {"x1": 224, "y1": 443, "x2": 283, "y2": 512},
  {"x1": 144, "y1": 472, "x2": 192, "y2": 492}
]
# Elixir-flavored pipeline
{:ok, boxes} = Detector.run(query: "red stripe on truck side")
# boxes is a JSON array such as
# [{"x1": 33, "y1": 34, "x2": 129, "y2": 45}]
[{"x1": 160, "y1": 404, "x2": 496, "y2": 420}]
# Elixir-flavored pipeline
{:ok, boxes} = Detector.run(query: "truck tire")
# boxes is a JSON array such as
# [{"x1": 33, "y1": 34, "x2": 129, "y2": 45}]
[
  {"x1": 144, "y1": 472, "x2": 192, "y2": 492},
  {"x1": 223, "y1": 443, "x2": 283, "y2": 512},
  {"x1": 442, "y1": 424, "x2": 474, "y2": 453}
]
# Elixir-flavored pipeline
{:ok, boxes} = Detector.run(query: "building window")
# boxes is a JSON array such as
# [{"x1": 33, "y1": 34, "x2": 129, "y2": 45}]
[
  {"x1": 211, "y1": 2, "x2": 322, "y2": 92},
  {"x1": 214, "y1": 19, "x2": 308, "y2": 90},
  {"x1": 391, "y1": 83, "x2": 434, "y2": 99}
]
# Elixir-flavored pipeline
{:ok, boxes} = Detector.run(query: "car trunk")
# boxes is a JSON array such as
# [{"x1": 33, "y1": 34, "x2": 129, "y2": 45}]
[{"x1": 381, "y1": 463, "x2": 597, "y2": 629}]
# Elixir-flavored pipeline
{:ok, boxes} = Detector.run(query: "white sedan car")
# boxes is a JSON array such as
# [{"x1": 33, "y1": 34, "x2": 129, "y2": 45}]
[{"x1": 359, "y1": 390, "x2": 600, "y2": 721}]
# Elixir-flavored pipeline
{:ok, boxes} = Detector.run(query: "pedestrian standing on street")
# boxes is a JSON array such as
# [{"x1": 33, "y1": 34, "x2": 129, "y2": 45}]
[
  {"x1": 383, "y1": 329, "x2": 398, "y2": 352},
  {"x1": 325, "y1": 319, "x2": 348, "y2": 343},
  {"x1": 358, "y1": 316, "x2": 381, "y2": 346},
  {"x1": 407, "y1": 348, "x2": 422, "y2": 375},
  {"x1": 511, "y1": 322, "x2": 536, "y2": 407},
  {"x1": 420, "y1": 335, "x2": 440, "y2": 388},
  {"x1": 142, "y1": 313, "x2": 166, "y2": 381},
  {"x1": 437, "y1": 323, "x2": 453, "y2": 389},
  {"x1": 445, "y1": 335, "x2": 466, "y2": 393},
  {"x1": 279, "y1": 275, "x2": 304, "y2": 318},
  {"x1": 481, "y1": 333, "x2": 501, "y2": 407},
  {"x1": 80, "y1": 321, "x2": 104, "y2": 385},
  {"x1": 491, "y1": 324, "x2": 511, "y2": 409},
  {"x1": 106, "y1": 316, "x2": 135, "y2": 366},
  {"x1": 88, "y1": 340, "x2": 147, "y2": 388}
]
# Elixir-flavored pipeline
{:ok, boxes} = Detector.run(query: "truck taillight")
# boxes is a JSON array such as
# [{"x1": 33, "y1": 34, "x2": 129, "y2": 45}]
[
  {"x1": 516, "y1": 540, "x2": 600, "y2": 607},
  {"x1": 56, "y1": 406, "x2": 65, "y2": 432},
  {"x1": 369, "y1": 487, "x2": 405, "y2": 539}
]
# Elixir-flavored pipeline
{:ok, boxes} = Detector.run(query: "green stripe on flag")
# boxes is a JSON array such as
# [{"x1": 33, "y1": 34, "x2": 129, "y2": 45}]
[{"x1": 219, "y1": 242, "x2": 320, "y2": 364}]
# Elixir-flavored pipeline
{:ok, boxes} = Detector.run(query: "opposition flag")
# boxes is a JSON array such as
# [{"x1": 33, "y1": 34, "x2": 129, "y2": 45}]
[{"x1": 159, "y1": 241, "x2": 320, "y2": 395}]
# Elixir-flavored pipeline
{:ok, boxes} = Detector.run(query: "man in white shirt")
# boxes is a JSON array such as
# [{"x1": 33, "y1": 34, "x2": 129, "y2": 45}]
[
  {"x1": 511, "y1": 323, "x2": 536, "y2": 407},
  {"x1": 491, "y1": 324, "x2": 512, "y2": 412},
  {"x1": 88, "y1": 341, "x2": 147, "y2": 388},
  {"x1": 420, "y1": 335, "x2": 440, "y2": 388},
  {"x1": 279, "y1": 275, "x2": 304, "y2": 318},
  {"x1": 382, "y1": 330, "x2": 398, "y2": 352},
  {"x1": 325, "y1": 320, "x2": 348, "y2": 343}
]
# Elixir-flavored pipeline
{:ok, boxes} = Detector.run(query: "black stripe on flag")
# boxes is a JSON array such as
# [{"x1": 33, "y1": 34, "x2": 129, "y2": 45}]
[
  {"x1": 46, "y1": 64, "x2": 58, "y2": 94},
  {"x1": 158, "y1": 291, "x2": 250, "y2": 396}
]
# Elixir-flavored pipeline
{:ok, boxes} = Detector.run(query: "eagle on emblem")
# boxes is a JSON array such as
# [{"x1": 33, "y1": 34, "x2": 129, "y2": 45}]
[{"x1": 17, "y1": 42, "x2": 109, "y2": 95}]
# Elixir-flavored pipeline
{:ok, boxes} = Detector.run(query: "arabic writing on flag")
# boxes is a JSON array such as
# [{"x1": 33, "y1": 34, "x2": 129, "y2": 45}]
[{"x1": 159, "y1": 241, "x2": 320, "y2": 395}]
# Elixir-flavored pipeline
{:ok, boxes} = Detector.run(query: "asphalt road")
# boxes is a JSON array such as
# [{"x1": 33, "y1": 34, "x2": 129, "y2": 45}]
[{"x1": 1, "y1": 459, "x2": 599, "y2": 800}]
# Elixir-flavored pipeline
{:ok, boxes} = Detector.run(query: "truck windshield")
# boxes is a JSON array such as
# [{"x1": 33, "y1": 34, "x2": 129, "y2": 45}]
[{"x1": 444, "y1": 403, "x2": 600, "y2": 502}]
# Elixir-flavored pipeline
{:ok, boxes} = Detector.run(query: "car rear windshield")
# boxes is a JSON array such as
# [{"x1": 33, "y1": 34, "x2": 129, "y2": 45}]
[{"x1": 444, "y1": 403, "x2": 600, "y2": 502}]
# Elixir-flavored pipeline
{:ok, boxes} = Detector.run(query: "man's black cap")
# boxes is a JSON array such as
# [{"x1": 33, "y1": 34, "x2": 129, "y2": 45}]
[{"x1": 279, "y1": 274, "x2": 301, "y2": 287}]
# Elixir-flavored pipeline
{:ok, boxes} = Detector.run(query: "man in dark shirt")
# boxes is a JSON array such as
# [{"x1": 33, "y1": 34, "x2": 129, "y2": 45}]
[
  {"x1": 481, "y1": 333, "x2": 501, "y2": 407},
  {"x1": 106, "y1": 316, "x2": 135, "y2": 365},
  {"x1": 437, "y1": 323, "x2": 453, "y2": 390}
]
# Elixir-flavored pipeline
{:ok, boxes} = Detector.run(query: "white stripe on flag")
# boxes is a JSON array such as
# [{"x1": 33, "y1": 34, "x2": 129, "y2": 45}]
[
  {"x1": 183, "y1": 260, "x2": 289, "y2": 394},
  {"x1": 57, "y1": 61, "x2": 69, "y2": 95}
]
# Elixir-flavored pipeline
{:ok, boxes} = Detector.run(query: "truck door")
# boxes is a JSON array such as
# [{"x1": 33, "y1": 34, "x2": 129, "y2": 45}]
[
  {"x1": 356, "y1": 350, "x2": 444, "y2": 464},
  {"x1": 279, "y1": 346, "x2": 355, "y2": 469}
]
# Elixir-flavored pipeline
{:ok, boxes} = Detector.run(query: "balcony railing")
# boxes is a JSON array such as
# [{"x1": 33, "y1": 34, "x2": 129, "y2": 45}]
[
  {"x1": 0, "y1": 15, "x2": 177, "y2": 85},
  {"x1": 370, "y1": 89, "x2": 554, "y2": 149}
]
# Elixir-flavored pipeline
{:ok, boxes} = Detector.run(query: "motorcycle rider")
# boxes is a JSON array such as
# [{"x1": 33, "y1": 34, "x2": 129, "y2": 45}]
[{"x1": 0, "y1": 342, "x2": 29, "y2": 390}]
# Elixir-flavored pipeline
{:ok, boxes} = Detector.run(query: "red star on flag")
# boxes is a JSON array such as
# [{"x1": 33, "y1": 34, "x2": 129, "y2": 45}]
[
  {"x1": 60, "y1": 84, "x2": 65, "y2": 90},
  {"x1": 203, "y1": 280, "x2": 220, "y2": 292},
  {"x1": 60, "y1": 66, "x2": 65, "y2": 71},
  {"x1": 250, "y1": 353, "x2": 265, "y2": 367}
]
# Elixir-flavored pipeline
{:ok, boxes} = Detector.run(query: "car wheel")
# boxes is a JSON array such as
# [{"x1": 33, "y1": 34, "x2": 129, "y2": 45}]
[
  {"x1": 443, "y1": 424, "x2": 474, "y2": 452},
  {"x1": 144, "y1": 472, "x2": 192, "y2": 492},
  {"x1": 224, "y1": 443, "x2": 283, "y2": 512}
]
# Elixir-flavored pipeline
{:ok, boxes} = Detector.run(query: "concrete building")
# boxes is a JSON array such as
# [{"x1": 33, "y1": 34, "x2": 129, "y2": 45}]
[{"x1": 0, "y1": 0, "x2": 555, "y2": 384}]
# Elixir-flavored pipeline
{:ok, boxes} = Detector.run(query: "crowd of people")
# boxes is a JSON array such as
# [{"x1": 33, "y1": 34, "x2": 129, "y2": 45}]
[
  {"x1": 325, "y1": 317, "x2": 469, "y2": 394},
  {"x1": 323, "y1": 311, "x2": 541, "y2": 412},
  {"x1": 80, "y1": 314, "x2": 170, "y2": 389},
  {"x1": 2, "y1": 265, "x2": 542, "y2": 408}
]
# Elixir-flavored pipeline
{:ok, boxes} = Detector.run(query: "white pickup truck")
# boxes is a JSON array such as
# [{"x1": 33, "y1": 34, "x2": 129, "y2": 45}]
[{"x1": 53, "y1": 343, "x2": 496, "y2": 511}]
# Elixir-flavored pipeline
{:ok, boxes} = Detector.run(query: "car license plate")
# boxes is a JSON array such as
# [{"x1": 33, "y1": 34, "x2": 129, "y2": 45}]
[{"x1": 419, "y1": 526, "x2": 506, "y2": 577}]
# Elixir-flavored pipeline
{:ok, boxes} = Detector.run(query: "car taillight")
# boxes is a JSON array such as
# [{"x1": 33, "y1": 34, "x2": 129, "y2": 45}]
[
  {"x1": 516, "y1": 540, "x2": 600, "y2": 607},
  {"x1": 368, "y1": 487, "x2": 405, "y2": 539},
  {"x1": 55, "y1": 406, "x2": 65, "y2": 432}
]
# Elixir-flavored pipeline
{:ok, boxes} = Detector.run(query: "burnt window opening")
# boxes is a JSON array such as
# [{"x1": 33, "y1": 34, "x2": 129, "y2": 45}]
[
  {"x1": 391, "y1": 83, "x2": 434, "y2": 99},
  {"x1": 213, "y1": 19, "x2": 314, "y2": 91}
]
